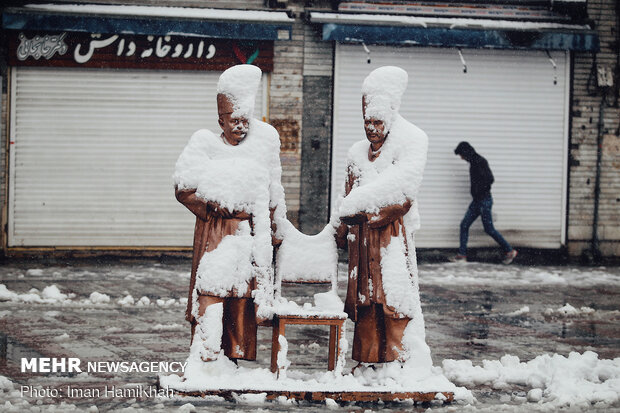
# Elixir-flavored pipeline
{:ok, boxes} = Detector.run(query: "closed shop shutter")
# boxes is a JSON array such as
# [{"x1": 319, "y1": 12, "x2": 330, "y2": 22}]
[
  {"x1": 332, "y1": 45, "x2": 569, "y2": 248},
  {"x1": 9, "y1": 67, "x2": 265, "y2": 247}
]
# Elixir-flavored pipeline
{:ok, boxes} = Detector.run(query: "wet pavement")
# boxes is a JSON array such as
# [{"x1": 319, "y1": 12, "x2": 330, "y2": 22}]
[{"x1": 0, "y1": 257, "x2": 619, "y2": 412}]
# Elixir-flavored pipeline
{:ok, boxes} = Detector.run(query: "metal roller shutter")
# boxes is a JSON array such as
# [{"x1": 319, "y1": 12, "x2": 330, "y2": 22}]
[
  {"x1": 332, "y1": 45, "x2": 569, "y2": 248},
  {"x1": 9, "y1": 67, "x2": 265, "y2": 247}
]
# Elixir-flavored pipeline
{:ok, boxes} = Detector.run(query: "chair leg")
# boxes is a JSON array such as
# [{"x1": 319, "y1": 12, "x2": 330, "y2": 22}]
[
  {"x1": 328, "y1": 324, "x2": 337, "y2": 371},
  {"x1": 270, "y1": 318, "x2": 280, "y2": 374}
]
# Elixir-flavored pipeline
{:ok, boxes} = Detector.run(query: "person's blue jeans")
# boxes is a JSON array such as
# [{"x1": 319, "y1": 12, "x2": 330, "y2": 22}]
[{"x1": 459, "y1": 195, "x2": 512, "y2": 256}]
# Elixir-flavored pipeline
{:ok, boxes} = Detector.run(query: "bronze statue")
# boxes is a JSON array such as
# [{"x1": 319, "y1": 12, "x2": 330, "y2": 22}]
[
  {"x1": 336, "y1": 66, "x2": 431, "y2": 370},
  {"x1": 174, "y1": 65, "x2": 285, "y2": 365}
]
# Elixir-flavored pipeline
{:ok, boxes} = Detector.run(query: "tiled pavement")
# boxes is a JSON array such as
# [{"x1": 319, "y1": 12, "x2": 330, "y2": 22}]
[{"x1": 0, "y1": 257, "x2": 619, "y2": 411}]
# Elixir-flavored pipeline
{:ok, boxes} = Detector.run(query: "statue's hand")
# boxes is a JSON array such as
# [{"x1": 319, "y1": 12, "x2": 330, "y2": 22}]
[
  {"x1": 367, "y1": 200, "x2": 413, "y2": 229},
  {"x1": 340, "y1": 212, "x2": 367, "y2": 225},
  {"x1": 207, "y1": 201, "x2": 250, "y2": 219},
  {"x1": 232, "y1": 210, "x2": 251, "y2": 220}
]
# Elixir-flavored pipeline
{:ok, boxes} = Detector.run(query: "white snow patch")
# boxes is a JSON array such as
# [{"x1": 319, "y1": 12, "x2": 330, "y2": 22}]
[
  {"x1": 325, "y1": 397, "x2": 339, "y2": 409},
  {"x1": 0, "y1": 284, "x2": 74, "y2": 304},
  {"x1": 52, "y1": 333, "x2": 70, "y2": 342},
  {"x1": 232, "y1": 392, "x2": 267, "y2": 405},
  {"x1": 313, "y1": 289, "x2": 344, "y2": 313},
  {"x1": 137, "y1": 296, "x2": 151, "y2": 307},
  {"x1": 545, "y1": 303, "x2": 596, "y2": 316},
  {"x1": 442, "y1": 351, "x2": 620, "y2": 409},
  {"x1": 506, "y1": 306, "x2": 530, "y2": 316},
  {"x1": 117, "y1": 295, "x2": 135, "y2": 306},
  {"x1": 26, "y1": 269, "x2": 44, "y2": 276},
  {"x1": 276, "y1": 221, "x2": 338, "y2": 283},
  {"x1": 152, "y1": 323, "x2": 184, "y2": 331},
  {"x1": 88, "y1": 292, "x2": 111, "y2": 304},
  {"x1": 177, "y1": 403, "x2": 196, "y2": 412}
]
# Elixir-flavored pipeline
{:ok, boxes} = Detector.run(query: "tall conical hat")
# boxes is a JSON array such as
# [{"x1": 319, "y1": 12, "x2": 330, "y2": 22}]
[
  {"x1": 217, "y1": 64, "x2": 262, "y2": 118},
  {"x1": 362, "y1": 66, "x2": 408, "y2": 127}
]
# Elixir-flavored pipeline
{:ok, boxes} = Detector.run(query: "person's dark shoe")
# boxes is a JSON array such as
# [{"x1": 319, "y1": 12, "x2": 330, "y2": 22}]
[
  {"x1": 503, "y1": 249, "x2": 518, "y2": 264},
  {"x1": 449, "y1": 254, "x2": 467, "y2": 263}
]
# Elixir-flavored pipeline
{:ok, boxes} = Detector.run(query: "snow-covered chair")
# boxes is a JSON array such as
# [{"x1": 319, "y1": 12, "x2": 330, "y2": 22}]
[{"x1": 270, "y1": 220, "x2": 347, "y2": 375}]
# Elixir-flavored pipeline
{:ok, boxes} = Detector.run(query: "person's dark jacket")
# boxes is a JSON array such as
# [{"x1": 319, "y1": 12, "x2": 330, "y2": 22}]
[{"x1": 454, "y1": 141, "x2": 494, "y2": 201}]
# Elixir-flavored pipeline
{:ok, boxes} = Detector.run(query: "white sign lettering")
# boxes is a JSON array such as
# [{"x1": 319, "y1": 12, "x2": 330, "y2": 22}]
[{"x1": 16, "y1": 33, "x2": 68, "y2": 61}]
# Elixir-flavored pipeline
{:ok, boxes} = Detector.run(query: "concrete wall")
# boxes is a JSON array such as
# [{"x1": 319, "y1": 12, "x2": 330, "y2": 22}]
[
  {"x1": 299, "y1": 22, "x2": 334, "y2": 234},
  {"x1": 270, "y1": 4, "x2": 305, "y2": 226},
  {"x1": 568, "y1": 0, "x2": 620, "y2": 258}
]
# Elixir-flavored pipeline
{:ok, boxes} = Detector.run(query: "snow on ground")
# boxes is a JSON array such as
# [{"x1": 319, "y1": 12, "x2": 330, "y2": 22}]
[
  {"x1": 0, "y1": 284, "x2": 187, "y2": 310},
  {"x1": 544, "y1": 303, "x2": 596, "y2": 316},
  {"x1": 442, "y1": 351, "x2": 620, "y2": 411},
  {"x1": 412, "y1": 262, "x2": 620, "y2": 287},
  {"x1": 0, "y1": 284, "x2": 73, "y2": 303}
]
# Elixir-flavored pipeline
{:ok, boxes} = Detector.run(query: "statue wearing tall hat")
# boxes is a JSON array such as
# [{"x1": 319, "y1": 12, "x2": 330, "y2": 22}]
[
  {"x1": 336, "y1": 66, "x2": 431, "y2": 371},
  {"x1": 174, "y1": 65, "x2": 286, "y2": 365}
]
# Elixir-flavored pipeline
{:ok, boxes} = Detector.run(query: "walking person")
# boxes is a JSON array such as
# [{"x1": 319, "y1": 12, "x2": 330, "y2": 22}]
[{"x1": 451, "y1": 141, "x2": 518, "y2": 264}]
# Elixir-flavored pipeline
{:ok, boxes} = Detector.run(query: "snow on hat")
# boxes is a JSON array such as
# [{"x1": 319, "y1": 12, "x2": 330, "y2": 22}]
[
  {"x1": 217, "y1": 64, "x2": 262, "y2": 118},
  {"x1": 362, "y1": 66, "x2": 408, "y2": 127}
]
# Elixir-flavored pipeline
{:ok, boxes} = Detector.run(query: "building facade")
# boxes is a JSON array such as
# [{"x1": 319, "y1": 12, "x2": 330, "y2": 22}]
[{"x1": 0, "y1": 0, "x2": 618, "y2": 258}]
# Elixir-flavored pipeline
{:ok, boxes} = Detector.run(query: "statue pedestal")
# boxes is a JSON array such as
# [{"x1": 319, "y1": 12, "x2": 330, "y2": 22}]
[{"x1": 169, "y1": 387, "x2": 454, "y2": 403}]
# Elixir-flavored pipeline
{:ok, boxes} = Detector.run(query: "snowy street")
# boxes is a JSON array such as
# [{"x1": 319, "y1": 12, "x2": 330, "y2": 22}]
[{"x1": 0, "y1": 257, "x2": 619, "y2": 412}]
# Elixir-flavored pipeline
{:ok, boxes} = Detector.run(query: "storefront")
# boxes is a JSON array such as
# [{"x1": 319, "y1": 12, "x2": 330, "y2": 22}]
[
  {"x1": 3, "y1": 4, "x2": 292, "y2": 248},
  {"x1": 311, "y1": 3, "x2": 598, "y2": 249}
]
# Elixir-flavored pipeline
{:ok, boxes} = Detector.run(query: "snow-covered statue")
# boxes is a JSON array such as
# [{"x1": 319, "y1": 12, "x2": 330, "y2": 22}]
[
  {"x1": 173, "y1": 65, "x2": 286, "y2": 367},
  {"x1": 335, "y1": 66, "x2": 431, "y2": 371}
]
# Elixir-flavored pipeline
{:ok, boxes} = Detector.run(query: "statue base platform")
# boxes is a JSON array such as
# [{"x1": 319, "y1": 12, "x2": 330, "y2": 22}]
[
  {"x1": 159, "y1": 355, "x2": 458, "y2": 405},
  {"x1": 170, "y1": 387, "x2": 453, "y2": 403}
]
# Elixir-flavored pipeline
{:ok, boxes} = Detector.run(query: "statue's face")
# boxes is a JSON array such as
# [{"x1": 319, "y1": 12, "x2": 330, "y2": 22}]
[
  {"x1": 217, "y1": 94, "x2": 249, "y2": 145},
  {"x1": 362, "y1": 96, "x2": 387, "y2": 147},
  {"x1": 364, "y1": 118, "x2": 386, "y2": 145}
]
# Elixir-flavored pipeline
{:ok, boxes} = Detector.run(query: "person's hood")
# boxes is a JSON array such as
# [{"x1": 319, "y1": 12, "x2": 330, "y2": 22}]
[{"x1": 454, "y1": 141, "x2": 477, "y2": 162}]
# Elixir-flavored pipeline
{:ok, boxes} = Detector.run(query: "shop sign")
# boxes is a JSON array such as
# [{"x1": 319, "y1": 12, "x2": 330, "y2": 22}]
[{"x1": 8, "y1": 31, "x2": 274, "y2": 72}]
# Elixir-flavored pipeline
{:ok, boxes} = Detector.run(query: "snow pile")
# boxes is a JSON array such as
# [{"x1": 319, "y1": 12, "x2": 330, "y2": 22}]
[
  {"x1": 361, "y1": 65, "x2": 407, "y2": 130},
  {"x1": 177, "y1": 403, "x2": 196, "y2": 413},
  {"x1": 26, "y1": 268, "x2": 45, "y2": 276},
  {"x1": 216, "y1": 64, "x2": 262, "y2": 119},
  {"x1": 117, "y1": 295, "x2": 135, "y2": 306},
  {"x1": 0, "y1": 284, "x2": 74, "y2": 304},
  {"x1": 313, "y1": 289, "x2": 344, "y2": 313},
  {"x1": 506, "y1": 306, "x2": 530, "y2": 316},
  {"x1": 137, "y1": 296, "x2": 152, "y2": 306},
  {"x1": 276, "y1": 221, "x2": 338, "y2": 283},
  {"x1": 52, "y1": 333, "x2": 70, "y2": 342},
  {"x1": 0, "y1": 285, "x2": 186, "y2": 310},
  {"x1": 544, "y1": 303, "x2": 595, "y2": 317},
  {"x1": 88, "y1": 291, "x2": 111, "y2": 304},
  {"x1": 442, "y1": 351, "x2": 620, "y2": 409}
]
